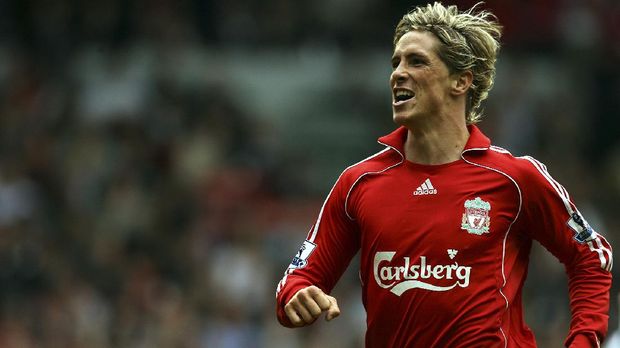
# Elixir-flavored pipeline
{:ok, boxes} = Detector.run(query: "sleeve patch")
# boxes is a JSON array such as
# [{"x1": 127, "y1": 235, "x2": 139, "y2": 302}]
[
  {"x1": 289, "y1": 240, "x2": 317, "y2": 269},
  {"x1": 568, "y1": 212, "x2": 595, "y2": 244}
]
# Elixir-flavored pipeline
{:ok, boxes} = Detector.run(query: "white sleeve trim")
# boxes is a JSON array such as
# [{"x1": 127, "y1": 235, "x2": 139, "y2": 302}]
[{"x1": 520, "y1": 156, "x2": 612, "y2": 271}]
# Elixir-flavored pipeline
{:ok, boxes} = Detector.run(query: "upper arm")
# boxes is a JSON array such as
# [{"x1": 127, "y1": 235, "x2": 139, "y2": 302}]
[
  {"x1": 276, "y1": 168, "x2": 361, "y2": 303},
  {"x1": 516, "y1": 156, "x2": 612, "y2": 271}
]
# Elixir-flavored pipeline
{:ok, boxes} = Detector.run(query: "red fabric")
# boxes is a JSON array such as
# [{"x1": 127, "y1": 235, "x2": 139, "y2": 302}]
[
  {"x1": 276, "y1": 126, "x2": 612, "y2": 347},
  {"x1": 567, "y1": 333, "x2": 597, "y2": 347}
]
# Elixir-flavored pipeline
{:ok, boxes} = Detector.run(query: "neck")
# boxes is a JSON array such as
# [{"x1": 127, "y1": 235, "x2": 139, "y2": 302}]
[{"x1": 403, "y1": 117, "x2": 470, "y2": 165}]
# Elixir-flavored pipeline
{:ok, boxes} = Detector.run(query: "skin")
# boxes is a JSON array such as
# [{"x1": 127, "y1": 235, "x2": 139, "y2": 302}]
[
  {"x1": 284, "y1": 285, "x2": 340, "y2": 326},
  {"x1": 390, "y1": 30, "x2": 473, "y2": 165},
  {"x1": 284, "y1": 30, "x2": 473, "y2": 327}
]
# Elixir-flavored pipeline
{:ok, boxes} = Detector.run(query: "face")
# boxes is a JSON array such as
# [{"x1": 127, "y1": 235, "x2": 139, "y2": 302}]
[{"x1": 390, "y1": 30, "x2": 454, "y2": 126}]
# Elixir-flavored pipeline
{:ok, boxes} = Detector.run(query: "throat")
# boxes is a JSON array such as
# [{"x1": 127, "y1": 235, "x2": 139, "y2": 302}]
[{"x1": 404, "y1": 126, "x2": 469, "y2": 165}]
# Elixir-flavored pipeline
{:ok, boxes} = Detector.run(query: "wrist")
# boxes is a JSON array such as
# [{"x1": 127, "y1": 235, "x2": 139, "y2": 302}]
[{"x1": 568, "y1": 333, "x2": 597, "y2": 348}]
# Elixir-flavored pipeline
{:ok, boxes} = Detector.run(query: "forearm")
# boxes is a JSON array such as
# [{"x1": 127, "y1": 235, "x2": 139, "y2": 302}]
[
  {"x1": 276, "y1": 276, "x2": 314, "y2": 327},
  {"x1": 564, "y1": 264, "x2": 612, "y2": 347}
]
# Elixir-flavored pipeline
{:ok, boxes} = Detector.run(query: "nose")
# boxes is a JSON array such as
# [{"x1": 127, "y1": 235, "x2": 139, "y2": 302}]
[{"x1": 390, "y1": 64, "x2": 407, "y2": 85}]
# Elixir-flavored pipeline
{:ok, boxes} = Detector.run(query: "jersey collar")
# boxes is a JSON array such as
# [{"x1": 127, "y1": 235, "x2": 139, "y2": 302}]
[{"x1": 377, "y1": 125, "x2": 491, "y2": 157}]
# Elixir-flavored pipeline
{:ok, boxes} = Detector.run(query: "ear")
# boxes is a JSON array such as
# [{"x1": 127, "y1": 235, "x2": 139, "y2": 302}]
[{"x1": 450, "y1": 70, "x2": 473, "y2": 96}]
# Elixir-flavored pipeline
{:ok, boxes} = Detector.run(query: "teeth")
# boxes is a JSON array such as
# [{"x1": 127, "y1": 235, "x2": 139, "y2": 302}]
[
  {"x1": 395, "y1": 90, "x2": 413, "y2": 98},
  {"x1": 394, "y1": 89, "x2": 414, "y2": 102}
]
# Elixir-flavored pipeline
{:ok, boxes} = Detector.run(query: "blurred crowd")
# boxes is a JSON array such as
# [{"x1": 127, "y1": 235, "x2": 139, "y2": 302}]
[{"x1": 0, "y1": 0, "x2": 618, "y2": 347}]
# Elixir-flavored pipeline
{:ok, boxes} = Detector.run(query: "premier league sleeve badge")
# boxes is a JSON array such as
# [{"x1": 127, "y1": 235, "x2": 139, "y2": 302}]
[
  {"x1": 568, "y1": 211, "x2": 595, "y2": 244},
  {"x1": 289, "y1": 240, "x2": 317, "y2": 269}
]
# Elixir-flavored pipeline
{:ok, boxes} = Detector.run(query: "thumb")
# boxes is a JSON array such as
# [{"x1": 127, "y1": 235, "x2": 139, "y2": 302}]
[{"x1": 325, "y1": 295, "x2": 340, "y2": 321}]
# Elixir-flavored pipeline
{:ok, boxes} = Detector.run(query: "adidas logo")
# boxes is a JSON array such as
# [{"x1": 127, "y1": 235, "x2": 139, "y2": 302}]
[
  {"x1": 413, "y1": 178, "x2": 437, "y2": 195},
  {"x1": 447, "y1": 249, "x2": 458, "y2": 259}
]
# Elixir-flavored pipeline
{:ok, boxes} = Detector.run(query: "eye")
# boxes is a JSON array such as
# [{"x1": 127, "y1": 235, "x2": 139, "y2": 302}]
[
  {"x1": 409, "y1": 57, "x2": 425, "y2": 66},
  {"x1": 391, "y1": 58, "x2": 400, "y2": 70}
]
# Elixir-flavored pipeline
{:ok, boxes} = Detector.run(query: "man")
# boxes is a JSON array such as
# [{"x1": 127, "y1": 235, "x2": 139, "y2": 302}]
[{"x1": 275, "y1": 3, "x2": 612, "y2": 347}]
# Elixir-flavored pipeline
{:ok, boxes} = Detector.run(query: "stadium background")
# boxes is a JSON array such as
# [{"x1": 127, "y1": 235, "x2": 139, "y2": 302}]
[{"x1": 0, "y1": 0, "x2": 618, "y2": 346}]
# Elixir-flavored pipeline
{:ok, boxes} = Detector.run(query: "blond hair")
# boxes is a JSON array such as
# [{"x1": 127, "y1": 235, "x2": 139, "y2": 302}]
[{"x1": 394, "y1": 2, "x2": 502, "y2": 124}]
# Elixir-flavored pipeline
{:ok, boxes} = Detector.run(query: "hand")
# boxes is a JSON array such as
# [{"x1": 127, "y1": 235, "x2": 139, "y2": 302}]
[{"x1": 284, "y1": 285, "x2": 340, "y2": 327}]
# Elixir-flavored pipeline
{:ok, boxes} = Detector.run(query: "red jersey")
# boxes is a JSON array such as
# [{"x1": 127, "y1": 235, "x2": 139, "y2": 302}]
[{"x1": 276, "y1": 126, "x2": 612, "y2": 347}]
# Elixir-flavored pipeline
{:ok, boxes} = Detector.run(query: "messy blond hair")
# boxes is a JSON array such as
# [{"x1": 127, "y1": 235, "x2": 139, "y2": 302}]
[{"x1": 394, "y1": 2, "x2": 502, "y2": 124}]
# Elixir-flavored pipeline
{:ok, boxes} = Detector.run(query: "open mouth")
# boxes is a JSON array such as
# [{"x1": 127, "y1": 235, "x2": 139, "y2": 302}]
[{"x1": 393, "y1": 89, "x2": 415, "y2": 105}]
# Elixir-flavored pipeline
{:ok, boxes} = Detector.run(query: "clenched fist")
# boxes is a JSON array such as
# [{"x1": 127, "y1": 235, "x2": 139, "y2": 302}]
[{"x1": 284, "y1": 285, "x2": 340, "y2": 327}]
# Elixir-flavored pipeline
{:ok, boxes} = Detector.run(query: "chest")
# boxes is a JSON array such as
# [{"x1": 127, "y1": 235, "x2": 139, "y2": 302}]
[{"x1": 350, "y1": 163, "x2": 520, "y2": 258}]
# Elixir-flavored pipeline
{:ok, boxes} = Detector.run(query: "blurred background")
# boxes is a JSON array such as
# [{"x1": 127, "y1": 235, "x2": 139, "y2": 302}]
[{"x1": 0, "y1": 0, "x2": 618, "y2": 347}]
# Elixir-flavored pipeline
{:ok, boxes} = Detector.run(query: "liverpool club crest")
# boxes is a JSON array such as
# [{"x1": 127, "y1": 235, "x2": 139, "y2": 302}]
[{"x1": 461, "y1": 197, "x2": 491, "y2": 235}]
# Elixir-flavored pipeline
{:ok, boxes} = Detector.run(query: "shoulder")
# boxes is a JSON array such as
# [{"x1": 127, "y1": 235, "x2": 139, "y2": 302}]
[
  {"x1": 476, "y1": 146, "x2": 549, "y2": 181},
  {"x1": 324, "y1": 146, "x2": 401, "y2": 217},
  {"x1": 339, "y1": 147, "x2": 402, "y2": 185},
  {"x1": 477, "y1": 146, "x2": 562, "y2": 197}
]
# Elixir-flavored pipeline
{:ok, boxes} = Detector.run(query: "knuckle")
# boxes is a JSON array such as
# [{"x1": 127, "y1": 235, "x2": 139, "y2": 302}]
[
  {"x1": 307, "y1": 285, "x2": 319, "y2": 294},
  {"x1": 300, "y1": 293, "x2": 315, "y2": 305},
  {"x1": 291, "y1": 292, "x2": 302, "y2": 301},
  {"x1": 318, "y1": 298, "x2": 331, "y2": 310},
  {"x1": 296, "y1": 294, "x2": 308, "y2": 305},
  {"x1": 297, "y1": 288, "x2": 310, "y2": 298},
  {"x1": 294, "y1": 287, "x2": 308, "y2": 298}
]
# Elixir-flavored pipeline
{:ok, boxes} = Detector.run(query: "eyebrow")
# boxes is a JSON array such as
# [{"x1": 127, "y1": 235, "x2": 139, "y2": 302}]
[{"x1": 391, "y1": 50, "x2": 430, "y2": 63}]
